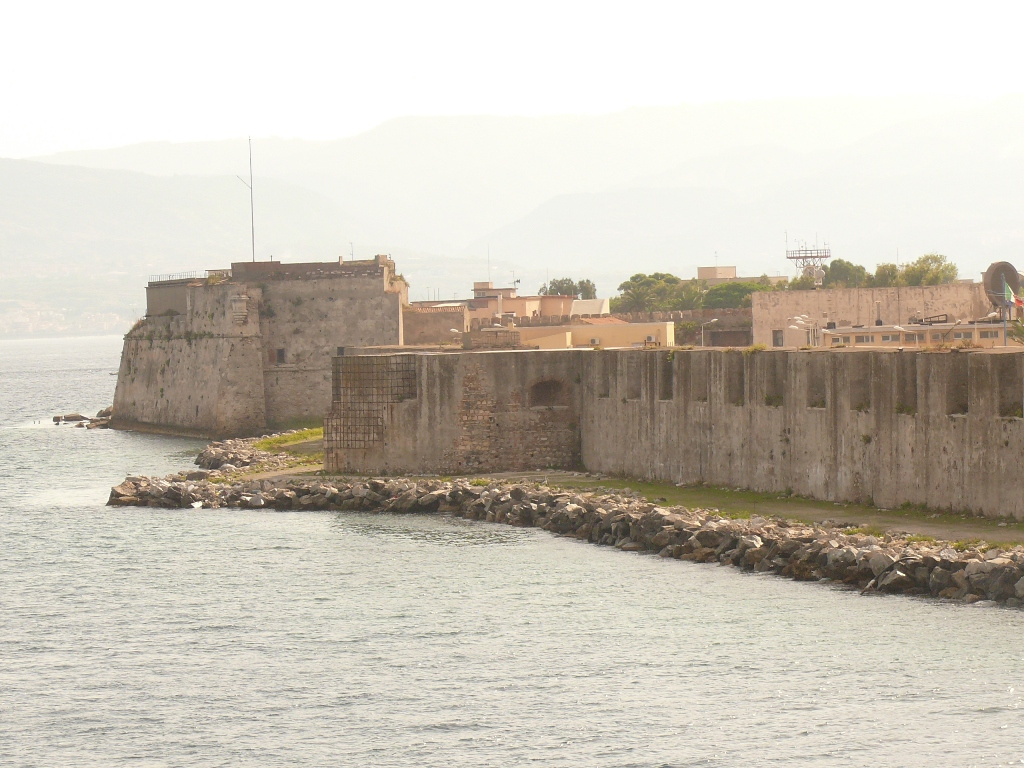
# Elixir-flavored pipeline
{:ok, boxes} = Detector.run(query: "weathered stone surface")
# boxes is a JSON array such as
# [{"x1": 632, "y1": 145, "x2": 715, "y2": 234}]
[{"x1": 868, "y1": 552, "x2": 896, "y2": 577}]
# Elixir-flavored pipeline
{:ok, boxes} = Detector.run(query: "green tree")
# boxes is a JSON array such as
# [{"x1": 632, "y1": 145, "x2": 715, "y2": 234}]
[
  {"x1": 538, "y1": 277, "x2": 598, "y2": 299},
  {"x1": 703, "y1": 281, "x2": 771, "y2": 309},
  {"x1": 612, "y1": 273, "x2": 706, "y2": 312},
  {"x1": 901, "y1": 253, "x2": 958, "y2": 286},
  {"x1": 787, "y1": 272, "x2": 822, "y2": 290},
  {"x1": 822, "y1": 259, "x2": 868, "y2": 288},
  {"x1": 870, "y1": 263, "x2": 902, "y2": 287}
]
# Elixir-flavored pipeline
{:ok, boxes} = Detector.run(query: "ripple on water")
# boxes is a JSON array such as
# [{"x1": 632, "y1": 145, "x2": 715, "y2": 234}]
[{"x1": 3, "y1": 337, "x2": 1024, "y2": 767}]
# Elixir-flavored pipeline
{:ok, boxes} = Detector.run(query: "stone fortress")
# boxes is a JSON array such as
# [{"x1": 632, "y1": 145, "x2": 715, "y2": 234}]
[
  {"x1": 113, "y1": 254, "x2": 1024, "y2": 519},
  {"x1": 112, "y1": 255, "x2": 407, "y2": 436},
  {"x1": 111, "y1": 254, "x2": 676, "y2": 437}
]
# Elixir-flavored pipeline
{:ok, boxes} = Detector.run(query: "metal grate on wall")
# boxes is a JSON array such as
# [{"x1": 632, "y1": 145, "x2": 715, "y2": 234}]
[{"x1": 330, "y1": 355, "x2": 417, "y2": 448}]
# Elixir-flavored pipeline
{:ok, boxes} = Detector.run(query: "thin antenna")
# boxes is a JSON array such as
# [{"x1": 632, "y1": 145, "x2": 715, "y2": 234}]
[
  {"x1": 487, "y1": 246, "x2": 491, "y2": 282},
  {"x1": 349, "y1": 241, "x2": 354, "y2": 262},
  {"x1": 236, "y1": 137, "x2": 255, "y2": 262}
]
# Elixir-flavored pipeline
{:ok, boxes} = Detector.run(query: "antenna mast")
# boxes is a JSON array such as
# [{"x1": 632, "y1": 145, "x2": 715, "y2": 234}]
[{"x1": 236, "y1": 137, "x2": 256, "y2": 262}]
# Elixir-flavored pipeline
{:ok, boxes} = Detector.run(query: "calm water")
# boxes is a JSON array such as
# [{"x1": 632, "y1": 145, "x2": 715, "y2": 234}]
[{"x1": 2, "y1": 336, "x2": 1023, "y2": 767}]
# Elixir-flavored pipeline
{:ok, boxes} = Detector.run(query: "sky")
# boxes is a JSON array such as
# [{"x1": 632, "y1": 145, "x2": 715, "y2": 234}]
[{"x1": 3, "y1": 0, "x2": 1024, "y2": 157}]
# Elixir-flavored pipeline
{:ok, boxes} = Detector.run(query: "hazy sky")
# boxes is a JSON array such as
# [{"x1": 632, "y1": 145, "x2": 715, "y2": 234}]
[{"x1": 3, "y1": 0, "x2": 1023, "y2": 157}]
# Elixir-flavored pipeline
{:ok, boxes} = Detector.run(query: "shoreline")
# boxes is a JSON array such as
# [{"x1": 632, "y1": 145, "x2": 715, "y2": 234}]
[{"x1": 106, "y1": 436, "x2": 1024, "y2": 609}]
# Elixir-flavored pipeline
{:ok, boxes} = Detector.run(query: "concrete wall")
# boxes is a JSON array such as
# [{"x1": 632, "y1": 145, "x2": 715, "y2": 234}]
[
  {"x1": 403, "y1": 306, "x2": 468, "y2": 345},
  {"x1": 145, "y1": 282, "x2": 191, "y2": 317},
  {"x1": 752, "y1": 284, "x2": 991, "y2": 346},
  {"x1": 326, "y1": 347, "x2": 1024, "y2": 519}
]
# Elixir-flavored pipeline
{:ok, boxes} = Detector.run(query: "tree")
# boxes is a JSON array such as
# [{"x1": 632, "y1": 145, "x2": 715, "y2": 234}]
[
  {"x1": 538, "y1": 277, "x2": 597, "y2": 299},
  {"x1": 870, "y1": 263, "x2": 902, "y2": 287},
  {"x1": 786, "y1": 273, "x2": 818, "y2": 291},
  {"x1": 703, "y1": 281, "x2": 771, "y2": 309},
  {"x1": 901, "y1": 253, "x2": 958, "y2": 286},
  {"x1": 612, "y1": 273, "x2": 706, "y2": 312},
  {"x1": 822, "y1": 259, "x2": 868, "y2": 289}
]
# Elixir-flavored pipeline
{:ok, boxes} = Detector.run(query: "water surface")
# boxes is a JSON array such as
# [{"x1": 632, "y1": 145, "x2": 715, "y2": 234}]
[{"x1": 2, "y1": 336, "x2": 1022, "y2": 767}]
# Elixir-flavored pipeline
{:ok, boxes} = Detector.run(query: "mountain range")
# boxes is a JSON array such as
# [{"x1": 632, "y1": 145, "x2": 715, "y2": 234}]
[{"x1": 3, "y1": 94, "x2": 1022, "y2": 336}]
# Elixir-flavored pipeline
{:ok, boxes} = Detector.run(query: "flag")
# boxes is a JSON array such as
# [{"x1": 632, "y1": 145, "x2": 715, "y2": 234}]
[{"x1": 1006, "y1": 282, "x2": 1016, "y2": 306}]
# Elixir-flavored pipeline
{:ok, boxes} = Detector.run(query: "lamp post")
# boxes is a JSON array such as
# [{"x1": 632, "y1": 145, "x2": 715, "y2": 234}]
[
  {"x1": 701, "y1": 318, "x2": 719, "y2": 347},
  {"x1": 940, "y1": 319, "x2": 963, "y2": 344}
]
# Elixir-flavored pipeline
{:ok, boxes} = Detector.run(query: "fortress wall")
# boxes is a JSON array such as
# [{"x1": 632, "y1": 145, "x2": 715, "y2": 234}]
[
  {"x1": 112, "y1": 283, "x2": 266, "y2": 437},
  {"x1": 325, "y1": 351, "x2": 584, "y2": 475},
  {"x1": 326, "y1": 347, "x2": 1024, "y2": 518},
  {"x1": 258, "y1": 275, "x2": 404, "y2": 429},
  {"x1": 581, "y1": 348, "x2": 1024, "y2": 518}
]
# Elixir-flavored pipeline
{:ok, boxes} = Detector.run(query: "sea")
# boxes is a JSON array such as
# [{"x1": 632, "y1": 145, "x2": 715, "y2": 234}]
[{"x1": 2, "y1": 335, "x2": 1023, "y2": 768}]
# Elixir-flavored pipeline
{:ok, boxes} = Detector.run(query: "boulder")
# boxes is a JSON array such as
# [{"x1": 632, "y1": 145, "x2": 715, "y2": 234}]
[{"x1": 878, "y1": 568, "x2": 915, "y2": 593}]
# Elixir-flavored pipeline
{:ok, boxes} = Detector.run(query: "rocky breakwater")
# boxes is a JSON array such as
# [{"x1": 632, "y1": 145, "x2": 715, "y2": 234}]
[{"x1": 107, "y1": 475, "x2": 1024, "y2": 608}]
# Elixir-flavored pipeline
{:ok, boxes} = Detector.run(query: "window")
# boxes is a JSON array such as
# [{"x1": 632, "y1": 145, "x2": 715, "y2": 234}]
[
  {"x1": 854, "y1": 335, "x2": 874, "y2": 344},
  {"x1": 904, "y1": 333, "x2": 924, "y2": 343},
  {"x1": 881, "y1": 334, "x2": 899, "y2": 342},
  {"x1": 980, "y1": 330, "x2": 999, "y2": 339},
  {"x1": 772, "y1": 329, "x2": 784, "y2": 347},
  {"x1": 953, "y1": 331, "x2": 973, "y2": 340},
  {"x1": 931, "y1": 332, "x2": 943, "y2": 341},
  {"x1": 831, "y1": 336, "x2": 842, "y2": 345},
  {"x1": 275, "y1": 348, "x2": 286, "y2": 364},
  {"x1": 842, "y1": 336, "x2": 850, "y2": 344}
]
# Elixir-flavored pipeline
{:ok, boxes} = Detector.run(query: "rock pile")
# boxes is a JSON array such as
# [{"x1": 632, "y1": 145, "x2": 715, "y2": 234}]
[
  {"x1": 194, "y1": 436, "x2": 295, "y2": 474},
  {"x1": 107, "y1": 475, "x2": 1024, "y2": 607},
  {"x1": 53, "y1": 406, "x2": 113, "y2": 429}
]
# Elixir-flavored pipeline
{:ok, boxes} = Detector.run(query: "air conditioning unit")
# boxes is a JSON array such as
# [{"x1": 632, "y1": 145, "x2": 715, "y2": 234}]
[
  {"x1": 590, "y1": 338, "x2": 601, "y2": 345},
  {"x1": 645, "y1": 335, "x2": 656, "y2": 343}
]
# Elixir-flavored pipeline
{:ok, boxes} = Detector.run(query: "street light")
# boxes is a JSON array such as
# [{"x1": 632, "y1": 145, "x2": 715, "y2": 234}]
[
  {"x1": 940, "y1": 318, "x2": 963, "y2": 343},
  {"x1": 701, "y1": 318, "x2": 719, "y2": 347}
]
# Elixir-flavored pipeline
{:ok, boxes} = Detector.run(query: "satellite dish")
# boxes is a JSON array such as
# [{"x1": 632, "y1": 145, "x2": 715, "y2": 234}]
[{"x1": 983, "y1": 261, "x2": 1020, "y2": 307}]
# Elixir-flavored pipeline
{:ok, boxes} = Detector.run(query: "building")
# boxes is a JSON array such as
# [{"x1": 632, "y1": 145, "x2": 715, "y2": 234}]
[
  {"x1": 413, "y1": 281, "x2": 611, "y2": 327},
  {"x1": 752, "y1": 282, "x2": 995, "y2": 348},
  {"x1": 697, "y1": 265, "x2": 788, "y2": 287},
  {"x1": 112, "y1": 255, "x2": 407, "y2": 437}
]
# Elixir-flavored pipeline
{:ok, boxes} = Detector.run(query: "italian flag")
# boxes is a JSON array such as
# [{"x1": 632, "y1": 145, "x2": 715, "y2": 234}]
[{"x1": 1006, "y1": 284, "x2": 1023, "y2": 308}]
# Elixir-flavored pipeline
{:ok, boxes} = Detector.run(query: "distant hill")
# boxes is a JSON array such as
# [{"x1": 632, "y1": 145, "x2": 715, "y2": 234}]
[
  {"x1": 7, "y1": 94, "x2": 1024, "y2": 336},
  {"x1": 0, "y1": 159, "x2": 363, "y2": 336},
  {"x1": 472, "y1": 96, "x2": 1024, "y2": 286},
  {"x1": 35, "y1": 97, "x2": 962, "y2": 253}
]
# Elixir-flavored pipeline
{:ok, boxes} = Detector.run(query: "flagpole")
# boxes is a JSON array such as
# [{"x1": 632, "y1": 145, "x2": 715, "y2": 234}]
[{"x1": 1004, "y1": 276, "x2": 1009, "y2": 346}]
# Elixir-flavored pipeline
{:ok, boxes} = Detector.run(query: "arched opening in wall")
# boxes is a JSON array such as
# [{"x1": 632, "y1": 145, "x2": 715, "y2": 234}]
[{"x1": 529, "y1": 379, "x2": 568, "y2": 408}]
